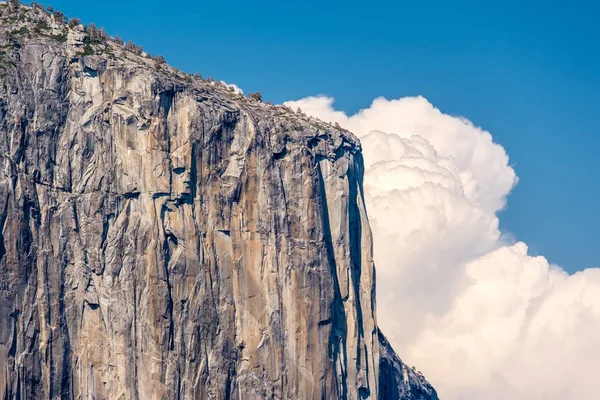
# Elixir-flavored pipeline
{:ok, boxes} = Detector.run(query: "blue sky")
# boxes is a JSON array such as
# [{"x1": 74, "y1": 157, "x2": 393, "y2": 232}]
[{"x1": 39, "y1": 0, "x2": 599, "y2": 273}]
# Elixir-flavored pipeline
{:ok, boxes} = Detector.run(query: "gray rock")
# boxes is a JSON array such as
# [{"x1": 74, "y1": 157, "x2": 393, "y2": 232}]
[
  {"x1": 0, "y1": 4, "x2": 438, "y2": 399},
  {"x1": 378, "y1": 331, "x2": 439, "y2": 400}
]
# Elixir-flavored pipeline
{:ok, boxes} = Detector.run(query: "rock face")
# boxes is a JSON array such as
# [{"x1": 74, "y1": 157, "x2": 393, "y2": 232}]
[{"x1": 0, "y1": 4, "x2": 438, "y2": 399}]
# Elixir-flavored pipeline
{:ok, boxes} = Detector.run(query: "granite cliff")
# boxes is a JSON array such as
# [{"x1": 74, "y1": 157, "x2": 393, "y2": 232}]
[{"x1": 0, "y1": 3, "x2": 438, "y2": 399}]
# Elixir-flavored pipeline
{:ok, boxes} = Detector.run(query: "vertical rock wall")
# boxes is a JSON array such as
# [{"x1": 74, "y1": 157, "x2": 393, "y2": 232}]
[{"x1": 0, "y1": 5, "x2": 438, "y2": 399}]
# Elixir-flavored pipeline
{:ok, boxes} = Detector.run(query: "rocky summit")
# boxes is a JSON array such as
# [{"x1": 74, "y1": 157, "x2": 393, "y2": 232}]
[{"x1": 0, "y1": 2, "x2": 438, "y2": 399}]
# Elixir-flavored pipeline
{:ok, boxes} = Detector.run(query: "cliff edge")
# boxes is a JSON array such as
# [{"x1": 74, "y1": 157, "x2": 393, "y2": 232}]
[{"x1": 0, "y1": 3, "x2": 438, "y2": 399}]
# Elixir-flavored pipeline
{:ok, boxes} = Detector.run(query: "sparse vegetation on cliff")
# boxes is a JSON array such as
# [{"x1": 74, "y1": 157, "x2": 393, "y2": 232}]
[
  {"x1": 0, "y1": 0, "x2": 354, "y2": 127},
  {"x1": 248, "y1": 92, "x2": 263, "y2": 102}
]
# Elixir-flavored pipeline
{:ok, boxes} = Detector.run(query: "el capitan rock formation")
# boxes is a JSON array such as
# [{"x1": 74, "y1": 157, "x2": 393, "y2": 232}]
[{"x1": 0, "y1": 3, "x2": 438, "y2": 399}]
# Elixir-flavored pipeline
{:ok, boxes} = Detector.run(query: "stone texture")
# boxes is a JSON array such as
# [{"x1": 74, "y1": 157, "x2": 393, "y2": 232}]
[
  {"x1": 378, "y1": 331, "x2": 438, "y2": 400},
  {"x1": 0, "y1": 4, "x2": 438, "y2": 399}
]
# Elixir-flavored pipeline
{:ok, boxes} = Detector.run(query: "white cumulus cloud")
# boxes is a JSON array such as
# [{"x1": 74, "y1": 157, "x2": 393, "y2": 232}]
[
  {"x1": 218, "y1": 80, "x2": 244, "y2": 94},
  {"x1": 284, "y1": 95, "x2": 600, "y2": 400}
]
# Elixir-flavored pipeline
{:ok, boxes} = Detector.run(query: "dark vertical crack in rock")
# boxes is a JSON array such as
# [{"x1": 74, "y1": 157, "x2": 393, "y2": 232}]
[{"x1": 0, "y1": 5, "x2": 438, "y2": 399}]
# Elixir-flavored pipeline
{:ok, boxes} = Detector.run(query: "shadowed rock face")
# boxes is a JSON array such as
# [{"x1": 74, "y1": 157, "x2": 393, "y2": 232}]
[{"x1": 0, "y1": 4, "x2": 438, "y2": 399}]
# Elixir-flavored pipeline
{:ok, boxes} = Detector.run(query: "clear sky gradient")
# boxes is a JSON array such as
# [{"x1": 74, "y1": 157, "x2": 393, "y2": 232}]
[{"x1": 34, "y1": 0, "x2": 600, "y2": 273}]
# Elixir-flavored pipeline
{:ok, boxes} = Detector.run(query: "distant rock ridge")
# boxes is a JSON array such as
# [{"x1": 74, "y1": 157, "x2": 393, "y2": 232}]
[{"x1": 0, "y1": 3, "x2": 438, "y2": 399}]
